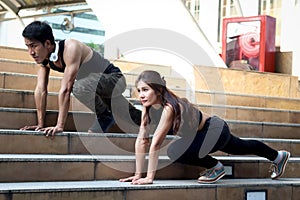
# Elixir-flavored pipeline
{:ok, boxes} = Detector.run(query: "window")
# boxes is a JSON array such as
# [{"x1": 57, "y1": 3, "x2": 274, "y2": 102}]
[
  {"x1": 218, "y1": 0, "x2": 240, "y2": 43},
  {"x1": 259, "y1": 0, "x2": 282, "y2": 45}
]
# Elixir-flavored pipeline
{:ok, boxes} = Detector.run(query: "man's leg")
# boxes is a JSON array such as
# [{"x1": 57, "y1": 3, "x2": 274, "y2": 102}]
[
  {"x1": 89, "y1": 106, "x2": 115, "y2": 133},
  {"x1": 73, "y1": 72, "x2": 142, "y2": 133},
  {"x1": 73, "y1": 73, "x2": 114, "y2": 132},
  {"x1": 110, "y1": 95, "x2": 141, "y2": 133},
  {"x1": 96, "y1": 72, "x2": 142, "y2": 133}
]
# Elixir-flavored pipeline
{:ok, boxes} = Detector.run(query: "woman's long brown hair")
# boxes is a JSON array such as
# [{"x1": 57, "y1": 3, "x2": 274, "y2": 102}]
[{"x1": 135, "y1": 70, "x2": 181, "y2": 134}]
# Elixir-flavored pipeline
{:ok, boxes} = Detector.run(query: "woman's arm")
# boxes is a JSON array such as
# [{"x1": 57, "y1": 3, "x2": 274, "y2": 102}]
[
  {"x1": 132, "y1": 105, "x2": 174, "y2": 185},
  {"x1": 119, "y1": 106, "x2": 150, "y2": 182},
  {"x1": 134, "y1": 124, "x2": 150, "y2": 177}
]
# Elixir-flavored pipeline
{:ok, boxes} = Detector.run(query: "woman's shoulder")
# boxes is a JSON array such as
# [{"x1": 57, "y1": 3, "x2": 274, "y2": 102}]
[{"x1": 164, "y1": 103, "x2": 174, "y2": 112}]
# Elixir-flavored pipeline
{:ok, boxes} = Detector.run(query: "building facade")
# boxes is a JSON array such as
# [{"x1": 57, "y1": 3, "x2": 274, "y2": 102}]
[{"x1": 182, "y1": 0, "x2": 300, "y2": 77}]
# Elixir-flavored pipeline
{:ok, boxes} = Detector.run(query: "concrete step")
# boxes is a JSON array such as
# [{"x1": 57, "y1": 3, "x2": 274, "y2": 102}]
[
  {"x1": 0, "y1": 46, "x2": 32, "y2": 62},
  {"x1": 0, "y1": 108, "x2": 94, "y2": 132},
  {"x1": 3, "y1": 85, "x2": 300, "y2": 111},
  {"x1": 0, "y1": 130, "x2": 299, "y2": 156},
  {"x1": 0, "y1": 88, "x2": 90, "y2": 112},
  {"x1": 0, "y1": 72, "x2": 61, "y2": 92},
  {"x1": 0, "y1": 179, "x2": 299, "y2": 200},
  {"x1": 0, "y1": 45, "x2": 174, "y2": 75},
  {"x1": 0, "y1": 154, "x2": 297, "y2": 182},
  {"x1": 2, "y1": 88, "x2": 300, "y2": 124},
  {"x1": 2, "y1": 71, "x2": 300, "y2": 112},
  {"x1": 0, "y1": 58, "x2": 63, "y2": 77},
  {"x1": 199, "y1": 104, "x2": 300, "y2": 124},
  {"x1": 0, "y1": 58, "x2": 175, "y2": 79},
  {"x1": 2, "y1": 178, "x2": 300, "y2": 200},
  {"x1": 0, "y1": 71, "x2": 186, "y2": 93},
  {"x1": 197, "y1": 90, "x2": 300, "y2": 111},
  {"x1": 194, "y1": 65, "x2": 300, "y2": 99},
  {"x1": 2, "y1": 55, "x2": 300, "y2": 100},
  {"x1": 1, "y1": 107, "x2": 300, "y2": 138},
  {"x1": 227, "y1": 119, "x2": 300, "y2": 139}
]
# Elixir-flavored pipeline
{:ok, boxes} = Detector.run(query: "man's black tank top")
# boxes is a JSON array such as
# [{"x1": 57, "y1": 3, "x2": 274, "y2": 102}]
[{"x1": 43, "y1": 40, "x2": 121, "y2": 79}]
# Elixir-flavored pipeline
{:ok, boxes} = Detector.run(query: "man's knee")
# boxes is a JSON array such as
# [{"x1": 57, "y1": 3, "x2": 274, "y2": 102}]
[
  {"x1": 72, "y1": 82, "x2": 84, "y2": 99},
  {"x1": 129, "y1": 105, "x2": 142, "y2": 126}
]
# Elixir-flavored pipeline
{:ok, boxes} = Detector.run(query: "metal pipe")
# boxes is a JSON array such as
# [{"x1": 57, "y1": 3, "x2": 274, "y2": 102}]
[{"x1": 0, "y1": 8, "x2": 92, "y2": 22}]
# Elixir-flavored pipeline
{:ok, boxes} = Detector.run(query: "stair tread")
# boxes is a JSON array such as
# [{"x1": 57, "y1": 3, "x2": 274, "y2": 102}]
[
  {"x1": 1, "y1": 129, "x2": 300, "y2": 142},
  {"x1": 2, "y1": 87, "x2": 300, "y2": 112},
  {"x1": 0, "y1": 154, "x2": 299, "y2": 162},
  {"x1": 0, "y1": 107, "x2": 92, "y2": 114},
  {"x1": 2, "y1": 106, "x2": 300, "y2": 125},
  {"x1": 1, "y1": 178, "x2": 300, "y2": 193}
]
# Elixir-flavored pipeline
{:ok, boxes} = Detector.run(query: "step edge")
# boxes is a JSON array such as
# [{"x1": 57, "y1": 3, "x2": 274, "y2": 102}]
[
  {"x1": 1, "y1": 129, "x2": 300, "y2": 143},
  {"x1": 0, "y1": 154, "x2": 299, "y2": 162},
  {"x1": 0, "y1": 178, "x2": 300, "y2": 193}
]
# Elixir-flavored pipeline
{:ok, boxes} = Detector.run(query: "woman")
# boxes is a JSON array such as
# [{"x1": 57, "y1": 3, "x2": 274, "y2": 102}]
[{"x1": 119, "y1": 70, "x2": 290, "y2": 184}]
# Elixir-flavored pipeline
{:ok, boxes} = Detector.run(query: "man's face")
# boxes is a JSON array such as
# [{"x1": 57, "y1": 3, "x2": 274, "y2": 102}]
[{"x1": 24, "y1": 38, "x2": 49, "y2": 64}]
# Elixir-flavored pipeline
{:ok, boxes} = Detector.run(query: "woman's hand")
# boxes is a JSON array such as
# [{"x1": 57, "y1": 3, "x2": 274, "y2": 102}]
[
  {"x1": 131, "y1": 177, "x2": 153, "y2": 185},
  {"x1": 119, "y1": 174, "x2": 141, "y2": 183},
  {"x1": 119, "y1": 175, "x2": 153, "y2": 185}
]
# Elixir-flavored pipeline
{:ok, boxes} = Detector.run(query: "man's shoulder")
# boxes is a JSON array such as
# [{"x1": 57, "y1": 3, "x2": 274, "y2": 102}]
[
  {"x1": 64, "y1": 38, "x2": 82, "y2": 46},
  {"x1": 63, "y1": 39, "x2": 89, "y2": 56}
]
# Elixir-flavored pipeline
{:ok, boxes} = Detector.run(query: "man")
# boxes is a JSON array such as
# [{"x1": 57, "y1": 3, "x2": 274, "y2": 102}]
[{"x1": 20, "y1": 20, "x2": 141, "y2": 137}]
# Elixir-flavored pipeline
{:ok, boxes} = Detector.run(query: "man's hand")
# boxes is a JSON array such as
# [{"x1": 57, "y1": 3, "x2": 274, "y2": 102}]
[
  {"x1": 40, "y1": 125, "x2": 63, "y2": 139},
  {"x1": 20, "y1": 125, "x2": 43, "y2": 131}
]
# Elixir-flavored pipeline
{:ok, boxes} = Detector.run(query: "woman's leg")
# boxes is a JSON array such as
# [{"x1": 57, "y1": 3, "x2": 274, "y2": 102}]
[
  {"x1": 167, "y1": 133, "x2": 219, "y2": 169},
  {"x1": 221, "y1": 134, "x2": 290, "y2": 179},
  {"x1": 221, "y1": 134, "x2": 278, "y2": 161},
  {"x1": 167, "y1": 132, "x2": 226, "y2": 183},
  {"x1": 167, "y1": 116, "x2": 230, "y2": 169}
]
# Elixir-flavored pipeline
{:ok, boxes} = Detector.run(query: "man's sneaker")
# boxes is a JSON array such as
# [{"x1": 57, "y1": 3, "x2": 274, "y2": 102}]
[
  {"x1": 198, "y1": 163, "x2": 225, "y2": 184},
  {"x1": 129, "y1": 104, "x2": 142, "y2": 126},
  {"x1": 270, "y1": 150, "x2": 290, "y2": 179},
  {"x1": 88, "y1": 110, "x2": 115, "y2": 133}
]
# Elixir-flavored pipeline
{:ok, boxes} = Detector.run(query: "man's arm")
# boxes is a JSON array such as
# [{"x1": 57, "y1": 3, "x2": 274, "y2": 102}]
[
  {"x1": 43, "y1": 40, "x2": 80, "y2": 137},
  {"x1": 55, "y1": 62, "x2": 78, "y2": 129},
  {"x1": 35, "y1": 66, "x2": 50, "y2": 128},
  {"x1": 20, "y1": 66, "x2": 49, "y2": 131},
  {"x1": 43, "y1": 66, "x2": 77, "y2": 137}
]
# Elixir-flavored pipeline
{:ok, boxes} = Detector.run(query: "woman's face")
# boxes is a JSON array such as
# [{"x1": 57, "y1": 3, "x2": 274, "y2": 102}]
[{"x1": 136, "y1": 80, "x2": 162, "y2": 107}]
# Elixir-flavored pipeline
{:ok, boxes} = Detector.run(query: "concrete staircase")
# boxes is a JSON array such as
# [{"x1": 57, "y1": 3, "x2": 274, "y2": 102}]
[{"x1": 0, "y1": 46, "x2": 300, "y2": 199}]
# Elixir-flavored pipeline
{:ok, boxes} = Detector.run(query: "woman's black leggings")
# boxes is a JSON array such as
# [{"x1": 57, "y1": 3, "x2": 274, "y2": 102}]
[{"x1": 167, "y1": 116, "x2": 278, "y2": 169}]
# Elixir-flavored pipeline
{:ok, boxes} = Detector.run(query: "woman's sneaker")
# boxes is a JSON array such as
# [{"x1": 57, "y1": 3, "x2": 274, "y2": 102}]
[
  {"x1": 198, "y1": 162, "x2": 225, "y2": 184},
  {"x1": 270, "y1": 150, "x2": 290, "y2": 179}
]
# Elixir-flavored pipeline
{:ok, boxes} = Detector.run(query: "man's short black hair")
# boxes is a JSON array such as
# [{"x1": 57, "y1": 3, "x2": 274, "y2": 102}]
[{"x1": 22, "y1": 21, "x2": 55, "y2": 44}]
